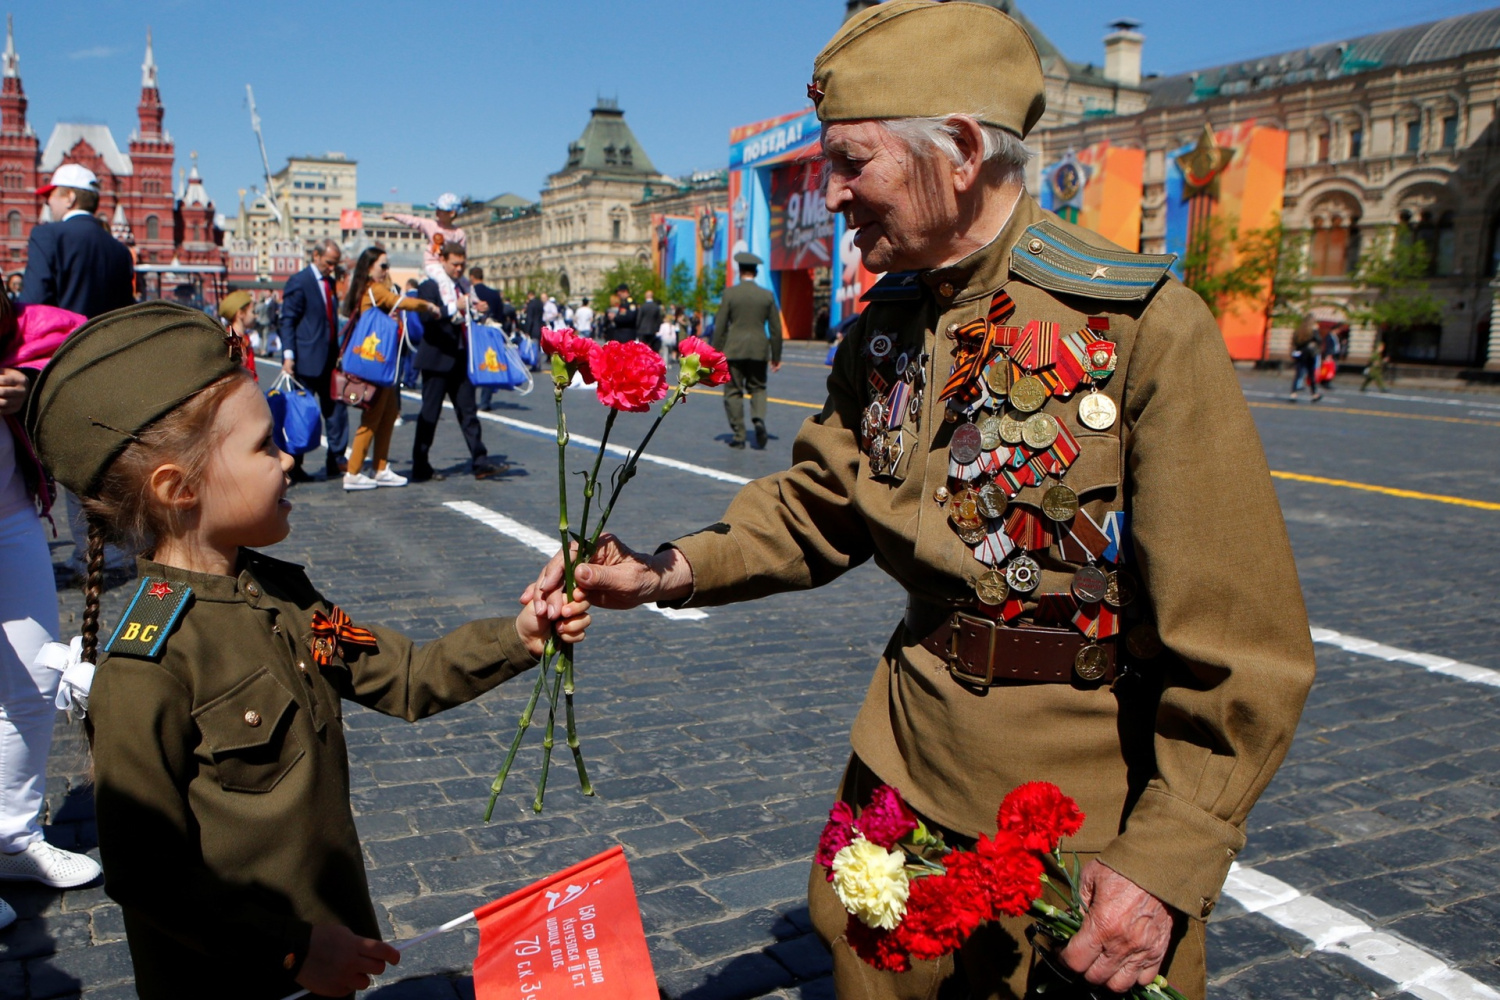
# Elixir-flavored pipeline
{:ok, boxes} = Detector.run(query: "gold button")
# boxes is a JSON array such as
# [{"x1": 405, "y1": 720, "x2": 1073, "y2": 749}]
[
  {"x1": 283, "y1": 952, "x2": 296, "y2": 971},
  {"x1": 937, "y1": 281, "x2": 955, "y2": 298},
  {"x1": 245, "y1": 583, "x2": 260, "y2": 598},
  {"x1": 244, "y1": 709, "x2": 262, "y2": 727},
  {"x1": 933, "y1": 487, "x2": 951, "y2": 504},
  {"x1": 1028, "y1": 238, "x2": 1044, "y2": 255},
  {"x1": 947, "y1": 323, "x2": 959, "y2": 334},
  {"x1": 1201, "y1": 897, "x2": 1216, "y2": 917}
]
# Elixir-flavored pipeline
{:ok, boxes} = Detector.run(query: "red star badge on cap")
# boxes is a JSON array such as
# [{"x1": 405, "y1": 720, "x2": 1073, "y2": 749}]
[
  {"x1": 807, "y1": 81, "x2": 825, "y2": 105},
  {"x1": 147, "y1": 581, "x2": 174, "y2": 600}
]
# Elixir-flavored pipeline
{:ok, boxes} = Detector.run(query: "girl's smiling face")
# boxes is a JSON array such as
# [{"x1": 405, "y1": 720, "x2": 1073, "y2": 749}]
[{"x1": 194, "y1": 379, "x2": 294, "y2": 552}]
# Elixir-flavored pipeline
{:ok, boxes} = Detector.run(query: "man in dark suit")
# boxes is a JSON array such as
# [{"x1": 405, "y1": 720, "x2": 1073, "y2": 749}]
[
  {"x1": 608, "y1": 283, "x2": 638, "y2": 343},
  {"x1": 20, "y1": 164, "x2": 134, "y2": 319},
  {"x1": 278, "y1": 239, "x2": 347, "y2": 482},
  {"x1": 636, "y1": 289, "x2": 663, "y2": 350},
  {"x1": 411, "y1": 244, "x2": 505, "y2": 481}
]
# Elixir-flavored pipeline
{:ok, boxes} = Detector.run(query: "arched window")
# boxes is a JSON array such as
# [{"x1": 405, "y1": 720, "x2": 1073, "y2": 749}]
[
  {"x1": 1308, "y1": 193, "x2": 1362, "y2": 277},
  {"x1": 6, "y1": 211, "x2": 20, "y2": 238},
  {"x1": 145, "y1": 216, "x2": 159, "y2": 241}
]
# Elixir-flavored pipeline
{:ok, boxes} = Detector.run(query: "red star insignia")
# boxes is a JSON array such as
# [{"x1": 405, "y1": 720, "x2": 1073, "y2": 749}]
[
  {"x1": 806, "y1": 81, "x2": 824, "y2": 105},
  {"x1": 147, "y1": 581, "x2": 173, "y2": 600}
]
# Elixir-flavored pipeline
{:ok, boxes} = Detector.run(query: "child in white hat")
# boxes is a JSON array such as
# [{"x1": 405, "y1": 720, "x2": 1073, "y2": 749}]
[{"x1": 383, "y1": 193, "x2": 469, "y2": 316}]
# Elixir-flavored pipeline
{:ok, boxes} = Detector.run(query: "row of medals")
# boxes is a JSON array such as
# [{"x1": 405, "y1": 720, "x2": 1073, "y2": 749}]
[
  {"x1": 860, "y1": 334, "x2": 927, "y2": 478},
  {"x1": 940, "y1": 340, "x2": 1130, "y2": 681}
]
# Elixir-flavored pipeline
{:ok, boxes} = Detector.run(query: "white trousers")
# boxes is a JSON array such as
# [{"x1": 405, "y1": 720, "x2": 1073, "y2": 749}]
[{"x1": 0, "y1": 505, "x2": 61, "y2": 852}]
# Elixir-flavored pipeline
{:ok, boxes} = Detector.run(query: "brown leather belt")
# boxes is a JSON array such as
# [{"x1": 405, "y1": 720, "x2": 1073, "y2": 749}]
[{"x1": 908, "y1": 600, "x2": 1115, "y2": 686}]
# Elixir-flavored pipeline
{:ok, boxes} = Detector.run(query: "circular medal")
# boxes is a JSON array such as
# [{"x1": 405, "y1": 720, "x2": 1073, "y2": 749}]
[
  {"x1": 947, "y1": 490, "x2": 980, "y2": 526},
  {"x1": 958, "y1": 523, "x2": 988, "y2": 546},
  {"x1": 950, "y1": 422, "x2": 983, "y2": 464},
  {"x1": 975, "y1": 569, "x2": 1010, "y2": 606},
  {"x1": 1074, "y1": 645, "x2": 1109, "y2": 682},
  {"x1": 1071, "y1": 565, "x2": 1109, "y2": 604},
  {"x1": 1078, "y1": 392, "x2": 1118, "y2": 431},
  {"x1": 978, "y1": 413, "x2": 1003, "y2": 451},
  {"x1": 983, "y1": 360, "x2": 1009, "y2": 397},
  {"x1": 1022, "y1": 412, "x2": 1060, "y2": 450},
  {"x1": 976, "y1": 483, "x2": 1008, "y2": 520},
  {"x1": 869, "y1": 333, "x2": 893, "y2": 360},
  {"x1": 943, "y1": 407, "x2": 960, "y2": 424},
  {"x1": 1009, "y1": 375, "x2": 1048, "y2": 413},
  {"x1": 1041, "y1": 484, "x2": 1079, "y2": 521},
  {"x1": 1126, "y1": 623, "x2": 1163, "y2": 660},
  {"x1": 1104, "y1": 570, "x2": 1135, "y2": 609},
  {"x1": 894, "y1": 351, "x2": 910, "y2": 376},
  {"x1": 869, "y1": 434, "x2": 888, "y2": 473},
  {"x1": 1005, "y1": 554, "x2": 1040, "y2": 593},
  {"x1": 999, "y1": 413, "x2": 1025, "y2": 445}
]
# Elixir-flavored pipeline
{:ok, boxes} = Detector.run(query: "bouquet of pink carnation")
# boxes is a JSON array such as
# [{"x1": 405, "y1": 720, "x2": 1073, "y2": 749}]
[
  {"x1": 819, "y1": 781, "x2": 1188, "y2": 998},
  {"x1": 484, "y1": 329, "x2": 730, "y2": 818}
]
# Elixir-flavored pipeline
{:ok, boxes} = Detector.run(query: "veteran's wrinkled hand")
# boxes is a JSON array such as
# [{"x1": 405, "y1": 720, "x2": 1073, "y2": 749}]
[
  {"x1": 526, "y1": 532, "x2": 693, "y2": 614},
  {"x1": 1057, "y1": 860, "x2": 1175, "y2": 994}
]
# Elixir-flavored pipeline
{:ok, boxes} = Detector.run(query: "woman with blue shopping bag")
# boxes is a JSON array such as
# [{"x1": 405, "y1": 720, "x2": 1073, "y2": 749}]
[{"x1": 339, "y1": 246, "x2": 441, "y2": 491}]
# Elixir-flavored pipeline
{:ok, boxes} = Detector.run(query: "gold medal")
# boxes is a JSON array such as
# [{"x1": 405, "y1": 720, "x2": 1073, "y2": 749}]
[
  {"x1": 1104, "y1": 570, "x2": 1135, "y2": 609},
  {"x1": 983, "y1": 359, "x2": 1009, "y2": 397},
  {"x1": 1005, "y1": 554, "x2": 1040, "y2": 593},
  {"x1": 999, "y1": 413, "x2": 1025, "y2": 445},
  {"x1": 975, "y1": 569, "x2": 1010, "y2": 606},
  {"x1": 958, "y1": 523, "x2": 988, "y2": 546},
  {"x1": 1009, "y1": 374, "x2": 1048, "y2": 413},
  {"x1": 1021, "y1": 412, "x2": 1060, "y2": 450},
  {"x1": 977, "y1": 413, "x2": 1003, "y2": 451},
  {"x1": 1041, "y1": 484, "x2": 1079, "y2": 521},
  {"x1": 1126, "y1": 624, "x2": 1163, "y2": 660},
  {"x1": 1071, "y1": 565, "x2": 1109, "y2": 604},
  {"x1": 947, "y1": 490, "x2": 981, "y2": 526},
  {"x1": 1074, "y1": 644, "x2": 1109, "y2": 682},
  {"x1": 1078, "y1": 391, "x2": 1117, "y2": 431},
  {"x1": 977, "y1": 483, "x2": 1008, "y2": 520}
]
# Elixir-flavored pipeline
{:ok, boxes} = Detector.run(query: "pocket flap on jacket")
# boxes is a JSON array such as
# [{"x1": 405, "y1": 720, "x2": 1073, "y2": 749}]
[{"x1": 194, "y1": 668, "x2": 297, "y2": 754}]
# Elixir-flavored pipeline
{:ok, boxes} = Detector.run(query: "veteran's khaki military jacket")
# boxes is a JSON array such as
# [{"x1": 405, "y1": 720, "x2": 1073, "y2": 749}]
[
  {"x1": 90, "y1": 550, "x2": 538, "y2": 1000},
  {"x1": 671, "y1": 193, "x2": 1315, "y2": 921}
]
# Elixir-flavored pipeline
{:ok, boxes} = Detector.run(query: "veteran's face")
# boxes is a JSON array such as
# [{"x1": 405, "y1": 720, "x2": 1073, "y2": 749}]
[{"x1": 822, "y1": 121, "x2": 959, "y2": 274}]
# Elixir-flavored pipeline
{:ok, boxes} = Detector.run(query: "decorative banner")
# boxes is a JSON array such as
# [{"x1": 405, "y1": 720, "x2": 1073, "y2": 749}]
[
  {"x1": 339, "y1": 209, "x2": 363, "y2": 232},
  {"x1": 1038, "y1": 141, "x2": 1144, "y2": 252},
  {"x1": 769, "y1": 161, "x2": 834, "y2": 271},
  {"x1": 651, "y1": 210, "x2": 729, "y2": 291},
  {"x1": 474, "y1": 846, "x2": 657, "y2": 1000}
]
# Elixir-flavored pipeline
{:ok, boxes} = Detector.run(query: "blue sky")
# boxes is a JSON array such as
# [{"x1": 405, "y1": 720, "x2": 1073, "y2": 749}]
[{"x1": 7, "y1": 0, "x2": 1496, "y2": 213}]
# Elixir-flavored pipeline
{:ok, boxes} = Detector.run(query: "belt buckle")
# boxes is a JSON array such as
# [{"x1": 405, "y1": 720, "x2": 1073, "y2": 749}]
[{"x1": 947, "y1": 611, "x2": 998, "y2": 686}]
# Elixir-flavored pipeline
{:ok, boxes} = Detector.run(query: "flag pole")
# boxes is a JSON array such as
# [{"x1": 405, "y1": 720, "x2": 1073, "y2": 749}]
[{"x1": 278, "y1": 911, "x2": 478, "y2": 1000}]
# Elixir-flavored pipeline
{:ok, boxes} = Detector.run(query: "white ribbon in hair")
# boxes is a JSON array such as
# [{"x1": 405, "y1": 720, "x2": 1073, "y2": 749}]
[{"x1": 34, "y1": 637, "x2": 96, "y2": 721}]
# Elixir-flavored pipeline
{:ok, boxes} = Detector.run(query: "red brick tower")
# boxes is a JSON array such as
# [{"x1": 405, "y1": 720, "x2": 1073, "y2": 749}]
[
  {"x1": 125, "y1": 29, "x2": 175, "y2": 264},
  {"x1": 0, "y1": 15, "x2": 39, "y2": 274}
]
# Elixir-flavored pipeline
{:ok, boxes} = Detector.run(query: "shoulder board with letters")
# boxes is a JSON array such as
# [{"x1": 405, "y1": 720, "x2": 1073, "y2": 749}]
[
  {"x1": 1011, "y1": 222, "x2": 1176, "y2": 302},
  {"x1": 860, "y1": 271, "x2": 923, "y2": 303},
  {"x1": 104, "y1": 577, "x2": 193, "y2": 661}
]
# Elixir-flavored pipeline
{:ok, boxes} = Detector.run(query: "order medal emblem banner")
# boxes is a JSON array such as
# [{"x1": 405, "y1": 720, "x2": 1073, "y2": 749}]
[{"x1": 473, "y1": 846, "x2": 656, "y2": 1000}]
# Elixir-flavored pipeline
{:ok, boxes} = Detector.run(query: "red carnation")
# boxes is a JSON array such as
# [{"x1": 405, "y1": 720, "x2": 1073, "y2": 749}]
[
  {"x1": 816, "y1": 801, "x2": 857, "y2": 879},
  {"x1": 996, "y1": 781, "x2": 1085, "y2": 854},
  {"x1": 972, "y1": 831, "x2": 1045, "y2": 918},
  {"x1": 892, "y1": 868, "x2": 987, "y2": 961},
  {"x1": 845, "y1": 915, "x2": 911, "y2": 973},
  {"x1": 677, "y1": 335, "x2": 730, "y2": 387},
  {"x1": 591, "y1": 340, "x2": 669, "y2": 412},
  {"x1": 856, "y1": 785, "x2": 918, "y2": 849},
  {"x1": 541, "y1": 327, "x2": 597, "y2": 382}
]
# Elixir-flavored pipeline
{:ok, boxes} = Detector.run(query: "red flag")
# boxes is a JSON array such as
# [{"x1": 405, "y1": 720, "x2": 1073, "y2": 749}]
[{"x1": 473, "y1": 846, "x2": 657, "y2": 1000}]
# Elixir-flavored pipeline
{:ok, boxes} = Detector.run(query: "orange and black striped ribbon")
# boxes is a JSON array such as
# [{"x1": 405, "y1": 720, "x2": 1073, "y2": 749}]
[{"x1": 309, "y1": 607, "x2": 379, "y2": 665}]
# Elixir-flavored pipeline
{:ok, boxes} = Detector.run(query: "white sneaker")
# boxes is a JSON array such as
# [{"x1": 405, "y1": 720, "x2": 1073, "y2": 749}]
[
  {"x1": 373, "y1": 468, "x2": 408, "y2": 488},
  {"x1": 0, "y1": 841, "x2": 102, "y2": 888},
  {"x1": 343, "y1": 472, "x2": 378, "y2": 491},
  {"x1": 0, "y1": 897, "x2": 15, "y2": 930}
]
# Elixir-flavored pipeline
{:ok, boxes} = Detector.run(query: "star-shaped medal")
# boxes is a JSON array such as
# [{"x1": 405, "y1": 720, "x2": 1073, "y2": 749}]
[{"x1": 147, "y1": 581, "x2": 173, "y2": 600}]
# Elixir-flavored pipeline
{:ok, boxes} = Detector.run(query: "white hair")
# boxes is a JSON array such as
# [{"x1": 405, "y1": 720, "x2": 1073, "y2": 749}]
[{"x1": 876, "y1": 115, "x2": 1031, "y2": 184}]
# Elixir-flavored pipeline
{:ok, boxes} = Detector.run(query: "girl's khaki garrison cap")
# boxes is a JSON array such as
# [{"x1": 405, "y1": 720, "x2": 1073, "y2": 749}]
[
  {"x1": 809, "y1": 0, "x2": 1047, "y2": 139},
  {"x1": 24, "y1": 301, "x2": 245, "y2": 496}
]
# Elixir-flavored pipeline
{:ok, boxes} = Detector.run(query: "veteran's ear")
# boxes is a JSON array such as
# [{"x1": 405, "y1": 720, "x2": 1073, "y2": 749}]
[{"x1": 948, "y1": 116, "x2": 989, "y2": 194}]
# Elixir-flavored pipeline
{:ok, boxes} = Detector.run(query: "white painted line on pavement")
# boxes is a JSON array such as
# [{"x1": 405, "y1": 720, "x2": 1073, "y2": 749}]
[
  {"x1": 443, "y1": 500, "x2": 708, "y2": 622},
  {"x1": 1244, "y1": 387, "x2": 1500, "y2": 414},
  {"x1": 1223, "y1": 865, "x2": 1500, "y2": 1000},
  {"x1": 1310, "y1": 627, "x2": 1500, "y2": 688}
]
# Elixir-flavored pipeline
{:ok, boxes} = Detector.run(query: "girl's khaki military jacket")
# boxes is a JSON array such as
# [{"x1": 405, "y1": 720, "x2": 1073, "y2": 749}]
[
  {"x1": 89, "y1": 549, "x2": 538, "y2": 1000},
  {"x1": 668, "y1": 194, "x2": 1316, "y2": 923}
]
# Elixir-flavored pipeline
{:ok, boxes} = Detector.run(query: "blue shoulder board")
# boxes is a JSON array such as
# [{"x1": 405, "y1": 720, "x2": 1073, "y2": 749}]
[
  {"x1": 860, "y1": 271, "x2": 923, "y2": 303},
  {"x1": 104, "y1": 577, "x2": 193, "y2": 661},
  {"x1": 1011, "y1": 222, "x2": 1176, "y2": 302}
]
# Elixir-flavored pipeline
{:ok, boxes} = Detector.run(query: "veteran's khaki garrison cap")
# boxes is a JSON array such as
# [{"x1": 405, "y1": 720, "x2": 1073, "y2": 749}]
[
  {"x1": 24, "y1": 301, "x2": 246, "y2": 496},
  {"x1": 809, "y1": 0, "x2": 1047, "y2": 139}
]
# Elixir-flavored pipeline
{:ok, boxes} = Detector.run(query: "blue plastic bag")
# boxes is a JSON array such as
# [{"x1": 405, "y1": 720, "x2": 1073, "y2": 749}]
[
  {"x1": 468, "y1": 322, "x2": 526, "y2": 388},
  {"x1": 515, "y1": 332, "x2": 539, "y2": 370},
  {"x1": 401, "y1": 308, "x2": 424, "y2": 346},
  {"x1": 340, "y1": 302, "x2": 401, "y2": 386},
  {"x1": 266, "y1": 373, "x2": 321, "y2": 455},
  {"x1": 824, "y1": 341, "x2": 838, "y2": 365}
]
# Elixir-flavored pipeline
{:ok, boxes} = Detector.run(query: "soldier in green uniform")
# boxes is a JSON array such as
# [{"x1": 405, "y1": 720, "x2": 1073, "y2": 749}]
[
  {"x1": 24, "y1": 302, "x2": 591, "y2": 1000},
  {"x1": 716, "y1": 251, "x2": 784, "y2": 448},
  {"x1": 535, "y1": 3, "x2": 1314, "y2": 998}
]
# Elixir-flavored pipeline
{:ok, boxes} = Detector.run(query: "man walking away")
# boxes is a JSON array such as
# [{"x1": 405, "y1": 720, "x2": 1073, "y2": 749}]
[
  {"x1": 279, "y1": 240, "x2": 349, "y2": 481},
  {"x1": 716, "y1": 252, "x2": 782, "y2": 449},
  {"x1": 636, "y1": 290, "x2": 663, "y2": 351},
  {"x1": 574, "y1": 298, "x2": 594, "y2": 339},
  {"x1": 411, "y1": 244, "x2": 506, "y2": 482}
]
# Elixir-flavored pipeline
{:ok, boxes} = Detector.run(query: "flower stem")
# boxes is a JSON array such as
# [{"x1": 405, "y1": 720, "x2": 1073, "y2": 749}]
[
  {"x1": 562, "y1": 647, "x2": 592, "y2": 795},
  {"x1": 533, "y1": 655, "x2": 564, "y2": 813},
  {"x1": 576, "y1": 409, "x2": 618, "y2": 558},
  {"x1": 589, "y1": 386, "x2": 685, "y2": 548},
  {"x1": 484, "y1": 638, "x2": 554, "y2": 822}
]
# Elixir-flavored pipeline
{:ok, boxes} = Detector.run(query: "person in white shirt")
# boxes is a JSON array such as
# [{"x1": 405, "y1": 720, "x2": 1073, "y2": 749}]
[
  {"x1": 656, "y1": 307, "x2": 680, "y2": 366},
  {"x1": 573, "y1": 300, "x2": 595, "y2": 339},
  {"x1": 541, "y1": 294, "x2": 559, "y2": 329}
]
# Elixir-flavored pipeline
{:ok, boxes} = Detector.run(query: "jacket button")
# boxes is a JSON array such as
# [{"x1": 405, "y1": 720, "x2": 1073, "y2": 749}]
[
  {"x1": 937, "y1": 281, "x2": 955, "y2": 298},
  {"x1": 245, "y1": 583, "x2": 261, "y2": 598},
  {"x1": 244, "y1": 709, "x2": 262, "y2": 727},
  {"x1": 1201, "y1": 897, "x2": 1215, "y2": 917},
  {"x1": 1028, "y1": 238, "x2": 1044, "y2": 255},
  {"x1": 282, "y1": 952, "x2": 296, "y2": 971}
]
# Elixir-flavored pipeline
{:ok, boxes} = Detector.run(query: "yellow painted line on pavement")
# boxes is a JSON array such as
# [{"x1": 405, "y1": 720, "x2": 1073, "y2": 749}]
[
  {"x1": 1270, "y1": 471, "x2": 1500, "y2": 511},
  {"x1": 1249, "y1": 401, "x2": 1500, "y2": 428},
  {"x1": 769, "y1": 396, "x2": 824, "y2": 410}
]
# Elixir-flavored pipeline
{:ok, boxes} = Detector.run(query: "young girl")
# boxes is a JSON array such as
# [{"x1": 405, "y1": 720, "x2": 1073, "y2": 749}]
[
  {"x1": 24, "y1": 301, "x2": 590, "y2": 999},
  {"x1": 384, "y1": 195, "x2": 468, "y2": 318}
]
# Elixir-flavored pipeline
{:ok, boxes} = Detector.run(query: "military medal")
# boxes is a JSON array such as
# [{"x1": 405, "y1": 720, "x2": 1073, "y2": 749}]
[
  {"x1": 983, "y1": 358, "x2": 1009, "y2": 398},
  {"x1": 1125, "y1": 623, "x2": 1162, "y2": 659},
  {"x1": 1009, "y1": 374, "x2": 1048, "y2": 413},
  {"x1": 950, "y1": 422, "x2": 983, "y2": 465},
  {"x1": 1041, "y1": 484, "x2": 1080, "y2": 521},
  {"x1": 1074, "y1": 644, "x2": 1109, "y2": 682},
  {"x1": 976, "y1": 482, "x2": 1008, "y2": 520},
  {"x1": 998, "y1": 413, "x2": 1025, "y2": 445},
  {"x1": 975, "y1": 569, "x2": 1010, "y2": 606},
  {"x1": 1070, "y1": 564, "x2": 1109, "y2": 604},
  {"x1": 868, "y1": 332, "x2": 894, "y2": 360},
  {"x1": 1005, "y1": 554, "x2": 1040, "y2": 593},
  {"x1": 1021, "y1": 412, "x2": 1060, "y2": 450},
  {"x1": 977, "y1": 413, "x2": 1003, "y2": 451},
  {"x1": 1083, "y1": 340, "x2": 1117, "y2": 381},
  {"x1": 1104, "y1": 570, "x2": 1135, "y2": 609},
  {"x1": 1078, "y1": 391, "x2": 1117, "y2": 431},
  {"x1": 894, "y1": 351, "x2": 910, "y2": 376}
]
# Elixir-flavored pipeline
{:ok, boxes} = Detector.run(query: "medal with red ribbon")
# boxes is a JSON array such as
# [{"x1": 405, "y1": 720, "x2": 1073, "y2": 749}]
[{"x1": 309, "y1": 606, "x2": 380, "y2": 666}]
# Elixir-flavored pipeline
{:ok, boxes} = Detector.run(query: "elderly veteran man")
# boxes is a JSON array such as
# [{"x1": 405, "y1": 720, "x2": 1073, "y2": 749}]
[{"x1": 535, "y1": 3, "x2": 1314, "y2": 997}]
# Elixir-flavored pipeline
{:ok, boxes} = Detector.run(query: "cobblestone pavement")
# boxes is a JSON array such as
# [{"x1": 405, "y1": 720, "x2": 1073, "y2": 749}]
[{"x1": 5, "y1": 346, "x2": 1500, "y2": 999}]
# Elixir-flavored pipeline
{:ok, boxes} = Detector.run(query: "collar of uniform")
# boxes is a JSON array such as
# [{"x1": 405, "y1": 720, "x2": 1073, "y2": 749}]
[
  {"x1": 135, "y1": 555, "x2": 267, "y2": 605},
  {"x1": 919, "y1": 192, "x2": 1044, "y2": 307}
]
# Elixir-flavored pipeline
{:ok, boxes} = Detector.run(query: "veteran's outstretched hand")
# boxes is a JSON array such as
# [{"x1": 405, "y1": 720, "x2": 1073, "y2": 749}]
[
  {"x1": 527, "y1": 533, "x2": 694, "y2": 614},
  {"x1": 1057, "y1": 861, "x2": 1174, "y2": 993}
]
